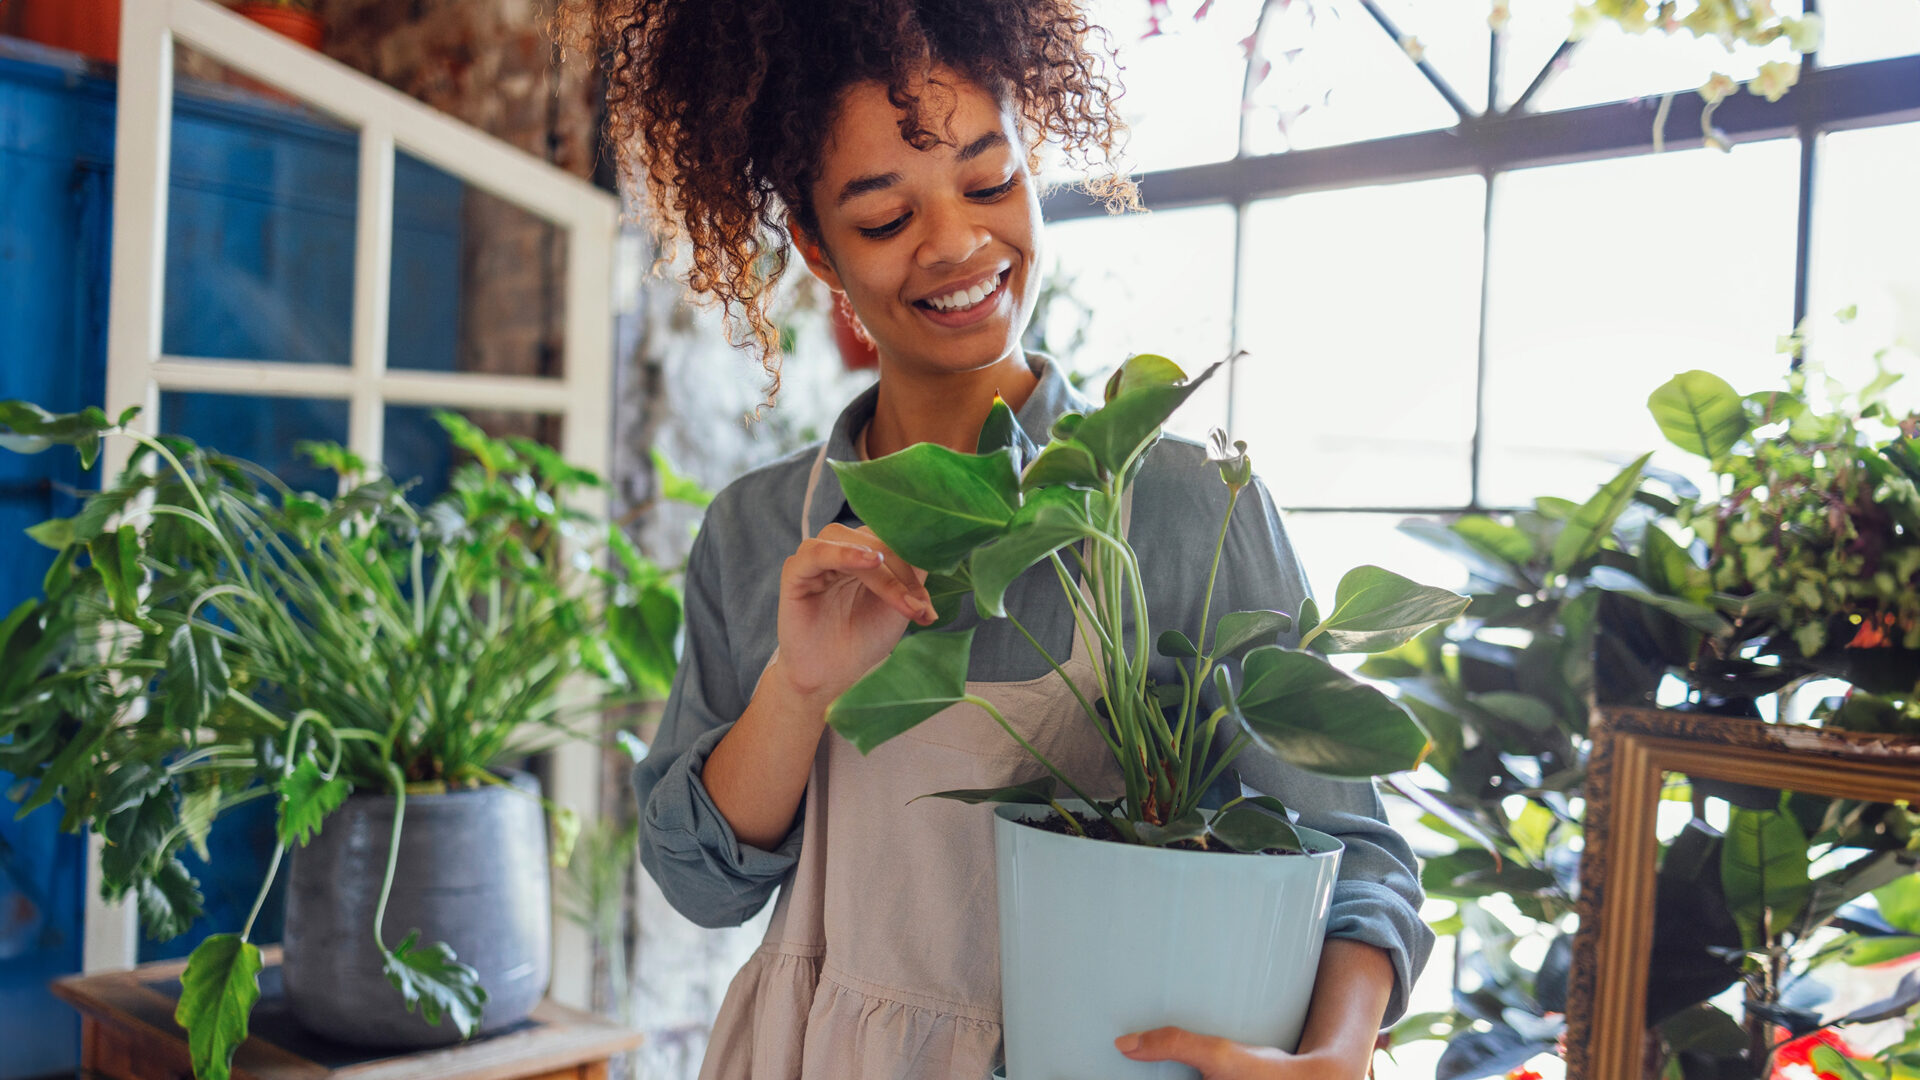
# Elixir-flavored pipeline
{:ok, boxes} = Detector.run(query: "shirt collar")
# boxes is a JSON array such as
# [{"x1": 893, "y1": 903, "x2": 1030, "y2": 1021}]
[{"x1": 806, "y1": 352, "x2": 1092, "y2": 534}]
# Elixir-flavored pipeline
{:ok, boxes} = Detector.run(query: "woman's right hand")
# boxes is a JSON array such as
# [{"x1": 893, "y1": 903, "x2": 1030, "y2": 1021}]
[{"x1": 773, "y1": 522, "x2": 937, "y2": 707}]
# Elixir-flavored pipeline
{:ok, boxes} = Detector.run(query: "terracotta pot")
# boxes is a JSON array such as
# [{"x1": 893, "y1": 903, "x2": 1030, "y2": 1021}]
[
  {"x1": 17, "y1": 0, "x2": 121, "y2": 64},
  {"x1": 234, "y1": 3, "x2": 326, "y2": 50}
]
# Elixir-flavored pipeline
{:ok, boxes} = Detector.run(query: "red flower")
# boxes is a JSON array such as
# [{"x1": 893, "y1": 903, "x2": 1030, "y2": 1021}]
[
  {"x1": 1505, "y1": 1069, "x2": 1543, "y2": 1080},
  {"x1": 1773, "y1": 1028, "x2": 1860, "y2": 1080}
]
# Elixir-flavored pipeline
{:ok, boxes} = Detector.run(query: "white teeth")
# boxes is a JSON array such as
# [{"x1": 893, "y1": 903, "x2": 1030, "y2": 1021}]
[{"x1": 928, "y1": 273, "x2": 1000, "y2": 312}]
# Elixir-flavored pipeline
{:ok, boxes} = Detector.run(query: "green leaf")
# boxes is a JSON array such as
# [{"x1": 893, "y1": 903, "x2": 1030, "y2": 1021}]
[
  {"x1": 278, "y1": 759, "x2": 350, "y2": 848},
  {"x1": 1209, "y1": 805, "x2": 1304, "y2": 853},
  {"x1": 88, "y1": 524, "x2": 150, "y2": 629},
  {"x1": 971, "y1": 487, "x2": 1096, "y2": 618},
  {"x1": 1453, "y1": 516, "x2": 1535, "y2": 566},
  {"x1": 382, "y1": 930, "x2": 487, "y2": 1036},
  {"x1": 1649, "y1": 370, "x2": 1750, "y2": 460},
  {"x1": 1075, "y1": 359, "x2": 1221, "y2": 475},
  {"x1": 179, "y1": 784, "x2": 220, "y2": 862},
  {"x1": 1209, "y1": 609, "x2": 1296, "y2": 660},
  {"x1": 1587, "y1": 566, "x2": 1734, "y2": 636},
  {"x1": 0, "y1": 400, "x2": 117, "y2": 468},
  {"x1": 1020, "y1": 438, "x2": 1102, "y2": 492},
  {"x1": 910, "y1": 776, "x2": 1056, "y2": 806},
  {"x1": 1507, "y1": 800, "x2": 1557, "y2": 862},
  {"x1": 138, "y1": 856, "x2": 204, "y2": 941},
  {"x1": 1156, "y1": 629, "x2": 1198, "y2": 659},
  {"x1": 1640, "y1": 523, "x2": 1709, "y2": 602},
  {"x1": 1811, "y1": 1045, "x2": 1886, "y2": 1080},
  {"x1": 162, "y1": 622, "x2": 230, "y2": 730},
  {"x1": 25, "y1": 517, "x2": 76, "y2": 550},
  {"x1": 1229, "y1": 647, "x2": 1431, "y2": 778},
  {"x1": 174, "y1": 934, "x2": 262, "y2": 1080},
  {"x1": 1471, "y1": 691, "x2": 1559, "y2": 732},
  {"x1": 1550, "y1": 453, "x2": 1653, "y2": 573},
  {"x1": 1102, "y1": 353, "x2": 1188, "y2": 402},
  {"x1": 919, "y1": 567, "x2": 973, "y2": 630},
  {"x1": 606, "y1": 577, "x2": 682, "y2": 698},
  {"x1": 976, "y1": 395, "x2": 1016, "y2": 455},
  {"x1": 1843, "y1": 936, "x2": 1920, "y2": 967},
  {"x1": 1136, "y1": 810, "x2": 1210, "y2": 847},
  {"x1": 1397, "y1": 518, "x2": 1525, "y2": 588},
  {"x1": 1301, "y1": 566, "x2": 1470, "y2": 654},
  {"x1": 100, "y1": 790, "x2": 174, "y2": 896},
  {"x1": 832, "y1": 445, "x2": 1019, "y2": 573},
  {"x1": 826, "y1": 628, "x2": 975, "y2": 753},
  {"x1": 1875, "y1": 873, "x2": 1920, "y2": 934},
  {"x1": 1720, "y1": 804, "x2": 1810, "y2": 950}
]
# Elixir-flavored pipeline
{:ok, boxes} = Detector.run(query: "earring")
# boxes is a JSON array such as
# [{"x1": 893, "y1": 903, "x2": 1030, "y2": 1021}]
[{"x1": 836, "y1": 291, "x2": 874, "y2": 347}]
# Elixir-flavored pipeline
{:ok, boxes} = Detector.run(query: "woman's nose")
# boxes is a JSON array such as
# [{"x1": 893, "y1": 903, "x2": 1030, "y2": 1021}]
[{"x1": 915, "y1": 197, "x2": 989, "y2": 269}]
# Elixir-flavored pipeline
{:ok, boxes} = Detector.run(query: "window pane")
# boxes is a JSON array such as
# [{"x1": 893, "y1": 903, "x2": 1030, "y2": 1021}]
[
  {"x1": 165, "y1": 43, "x2": 356, "y2": 365},
  {"x1": 1497, "y1": 0, "x2": 1577, "y2": 111},
  {"x1": 1038, "y1": 205, "x2": 1237, "y2": 440},
  {"x1": 1077, "y1": 0, "x2": 1255, "y2": 173},
  {"x1": 158, "y1": 391, "x2": 351, "y2": 495},
  {"x1": 384, "y1": 405, "x2": 564, "y2": 506},
  {"x1": 1817, "y1": 0, "x2": 1920, "y2": 66},
  {"x1": 1806, "y1": 121, "x2": 1920, "y2": 415},
  {"x1": 1481, "y1": 141, "x2": 1800, "y2": 508},
  {"x1": 1243, "y1": 0, "x2": 1459, "y2": 155},
  {"x1": 1236, "y1": 176, "x2": 1485, "y2": 509},
  {"x1": 1367, "y1": 0, "x2": 1494, "y2": 115},
  {"x1": 390, "y1": 149, "x2": 570, "y2": 378},
  {"x1": 1527, "y1": 2, "x2": 1801, "y2": 112},
  {"x1": 1282, "y1": 511, "x2": 1471, "y2": 603}
]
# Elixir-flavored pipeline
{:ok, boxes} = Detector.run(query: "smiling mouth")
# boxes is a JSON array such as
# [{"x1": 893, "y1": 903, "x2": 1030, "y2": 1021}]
[{"x1": 913, "y1": 270, "x2": 1010, "y2": 314}]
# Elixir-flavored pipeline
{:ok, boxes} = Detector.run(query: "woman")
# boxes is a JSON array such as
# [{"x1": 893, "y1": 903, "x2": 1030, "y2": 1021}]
[{"x1": 579, "y1": 2, "x2": 1432, "y2": 1077}]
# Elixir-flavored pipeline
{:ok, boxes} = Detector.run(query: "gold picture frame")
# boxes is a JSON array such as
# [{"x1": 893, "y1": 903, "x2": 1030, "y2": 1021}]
[{"x1": 1565, "y1": 705, "x2": 1920, "y2": 1079}]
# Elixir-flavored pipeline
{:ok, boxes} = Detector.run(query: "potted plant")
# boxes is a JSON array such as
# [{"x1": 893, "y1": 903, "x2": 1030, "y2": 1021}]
[
  {"x1": 1380, "y1": 340, "x2": 1920, "y2": 1079},
  {"x1": 817, "y1": 353, "x2": 1470, "y2": 1079},
  {"x1": 0, "y1": 404, "x2": 684, "y2": 1079}
]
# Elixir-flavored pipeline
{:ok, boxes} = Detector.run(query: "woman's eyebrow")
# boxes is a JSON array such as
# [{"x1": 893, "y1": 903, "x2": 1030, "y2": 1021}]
[{"x1": 835, "y1": 131, "x2": 1011, "y2": 206}]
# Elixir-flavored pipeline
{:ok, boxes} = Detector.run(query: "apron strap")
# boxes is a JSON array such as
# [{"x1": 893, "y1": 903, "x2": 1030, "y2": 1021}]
[{"x1": 800, "y1": 439, "x2": 832, "y2": 541}]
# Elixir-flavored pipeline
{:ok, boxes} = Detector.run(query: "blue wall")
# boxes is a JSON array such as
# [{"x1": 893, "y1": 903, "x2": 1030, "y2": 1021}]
[{"x1": 0, "y1": 43, "x2": 465, "y2": 1075}]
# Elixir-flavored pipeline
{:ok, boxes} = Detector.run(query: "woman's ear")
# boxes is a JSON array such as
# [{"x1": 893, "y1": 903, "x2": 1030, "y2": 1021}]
[{"x1": 790, "y1": 224, "x2": 846, "y2": 294}]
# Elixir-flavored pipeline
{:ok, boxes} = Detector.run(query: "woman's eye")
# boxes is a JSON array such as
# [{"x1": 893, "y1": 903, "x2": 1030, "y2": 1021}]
[
  {"x1": 858, "y1": 214, "x2": 909, "y2": 240},
  {"x1": 970, "y1": 177, "x2": 1018, "y2": 200}
]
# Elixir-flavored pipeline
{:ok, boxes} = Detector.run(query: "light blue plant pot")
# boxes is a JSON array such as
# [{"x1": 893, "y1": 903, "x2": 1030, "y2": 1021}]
[{"x1": 992, "y1": 801, "x2": 1342, "y2": 1080}]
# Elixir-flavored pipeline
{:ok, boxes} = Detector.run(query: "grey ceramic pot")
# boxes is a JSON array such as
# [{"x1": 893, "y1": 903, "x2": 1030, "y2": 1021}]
[
  {"x1": 282, "y1": 770, "x2": 551, "y2": 1048},
  {"x1": 993, "y1": 800, "x2": 1343, "y2": 1080}
]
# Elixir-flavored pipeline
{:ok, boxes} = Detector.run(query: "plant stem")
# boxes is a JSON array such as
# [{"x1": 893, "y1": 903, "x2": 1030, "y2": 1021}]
[
  {"x1": 1046, "y1": 798, "x2": 1089, "y2": 838},
  {"x1": 963, "y1": 694, "x2": 1131, "y2": 840},
  {"x1": 1007, "y1": 613, "x2": 1111, "y2": 750},
  {"x1": 126, "y1": 433, "x2": 244, "y2": 570},
  {"x1": 373, "y1": 760, "x2": 409, "y2": 949}
]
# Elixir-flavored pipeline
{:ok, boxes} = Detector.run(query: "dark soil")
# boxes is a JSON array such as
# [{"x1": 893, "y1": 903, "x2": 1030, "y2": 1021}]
[{"x1": 1018, "y1": 809, "x2": 1306, "y2": 855}]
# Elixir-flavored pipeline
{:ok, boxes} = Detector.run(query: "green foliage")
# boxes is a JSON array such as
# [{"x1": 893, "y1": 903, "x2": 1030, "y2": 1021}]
[
  {"x1": 381, "y1": 930, "x2": 488, "y2": 1037},
  {"x1": 0, "y1": 405, "x2": 689, "y2": 1077},
  {"x1": 175, "y1": 934, "x2": 262, "y2": 1080},
  {"x1": 824, "y1": 352, "x2": 1464, "y2": 846}
]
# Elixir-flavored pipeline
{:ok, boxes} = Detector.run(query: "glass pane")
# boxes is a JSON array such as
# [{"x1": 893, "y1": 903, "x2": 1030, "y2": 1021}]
[
  {"x1": 1497, "y1": 0, "x2": 1577, "y2": 111},
  {"x1": 1481, "y1": 141, "x2": 1800, "y2": 508},
  {"x1": 1281, "y1": 511, "x2": 1472, "y2": 602},
  {"x1": 1806, "y1": 121, "x2": 1920, "y2": 415},
  {"x1": 1367, "y1": 0, "x2": 1494, "y2": 116},
  {"x1": 1817, "y1": 0, "x2": 1920, "y2": 66},
  {"x1": 158, "y1": 391, "x2": 351, "y2": 495},
  {"x1": 1243, "y1": 0, "x2": 1459, "y2": 155},
  {"x1": 1528, "y1": 2, "x2": 1802, "y2": 112},
  {"x1": 165, "y1": 43, "x2": 356, "y2": 365},
  {"x1": 1037, "y1": 205, "x2": 1237, "y2": 440},
  {"x1": 384, "y1": 405, "x2": 564, "y2": 506},
  {"x1": 390, "y1": 149, "x2": 570, "y2": 378},
  {"x1": 1236, "y1": 176, "x2": 1484, "y2": 509},
  {"x1": 1076, "y1": 0, "x2": 1255, "y2": 173}
]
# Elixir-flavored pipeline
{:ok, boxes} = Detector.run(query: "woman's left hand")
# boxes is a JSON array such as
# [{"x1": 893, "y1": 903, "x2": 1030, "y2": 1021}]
[{"x1": 1113, "y1": 1029, "x2": 1366, "y2": 1080}]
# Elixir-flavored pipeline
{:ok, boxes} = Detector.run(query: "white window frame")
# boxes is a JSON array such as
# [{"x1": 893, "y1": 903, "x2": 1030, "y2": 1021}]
[{"x1": 95, "y1": 0, "x2": 618, "y2": 1010}]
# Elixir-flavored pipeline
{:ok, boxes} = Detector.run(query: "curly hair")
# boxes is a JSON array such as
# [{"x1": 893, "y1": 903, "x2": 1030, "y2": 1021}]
[{"x1": 561, "y1": 0, "x2": 1136, "y2": 400}]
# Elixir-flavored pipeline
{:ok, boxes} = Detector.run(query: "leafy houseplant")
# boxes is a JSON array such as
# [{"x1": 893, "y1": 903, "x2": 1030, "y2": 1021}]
[
  {"x1": 1378, "y1": 346, "x2": 1920, "y2": 1080},
  {"x1": 816, "y1": 354, "x2": 1469, "y2": 1077},
  {"x1": 0, "y1": 403, "x2": 681, "y2": 1079}
]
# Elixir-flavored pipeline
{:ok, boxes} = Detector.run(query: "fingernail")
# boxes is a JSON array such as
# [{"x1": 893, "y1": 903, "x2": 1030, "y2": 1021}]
[{"x1": 1115, "y1": 1034, "x2": 1140, "y2": 1054}]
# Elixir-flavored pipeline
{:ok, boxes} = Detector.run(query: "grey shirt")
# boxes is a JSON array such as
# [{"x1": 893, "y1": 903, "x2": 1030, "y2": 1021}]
[{"x1": 635, "y1": 354, "x2": 1434, "y2": 1024}]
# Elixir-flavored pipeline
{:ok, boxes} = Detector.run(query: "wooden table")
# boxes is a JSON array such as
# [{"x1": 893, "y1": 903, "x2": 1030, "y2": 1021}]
[{"x1": 53, "y1": 947, "x2": 643, "y2": 1080}]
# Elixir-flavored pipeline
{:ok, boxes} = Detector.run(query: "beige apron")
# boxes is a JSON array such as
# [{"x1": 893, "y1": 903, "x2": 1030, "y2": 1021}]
[{"x1": 699, "y1": 440, "x2": 1129, "y2": 1080}]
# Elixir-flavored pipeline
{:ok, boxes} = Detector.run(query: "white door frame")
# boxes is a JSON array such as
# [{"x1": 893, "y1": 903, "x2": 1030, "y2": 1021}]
[{"x1": 99, "y1": 0, "x2": 618, "y2": 1010}]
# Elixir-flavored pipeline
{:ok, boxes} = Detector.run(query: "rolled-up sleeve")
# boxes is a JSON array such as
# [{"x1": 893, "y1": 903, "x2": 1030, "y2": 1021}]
[
  {"x1": 635, "y1": 518, "x2": 802, "y2": 929},
  {"x1": 1204, "y1": 476, "x2": 1434, "y2": 1027}
]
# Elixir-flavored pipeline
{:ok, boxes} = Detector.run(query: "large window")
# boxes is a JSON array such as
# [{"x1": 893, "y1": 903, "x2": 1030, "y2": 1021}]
[{"x1": 1041, "y1": 5, "x2": 1920, "y2": 1074}]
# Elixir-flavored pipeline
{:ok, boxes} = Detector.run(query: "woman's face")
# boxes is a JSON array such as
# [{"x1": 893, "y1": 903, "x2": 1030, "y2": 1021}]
[{"x1": 798, "y1": 69, "x2": 1043, "y2": 377}]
